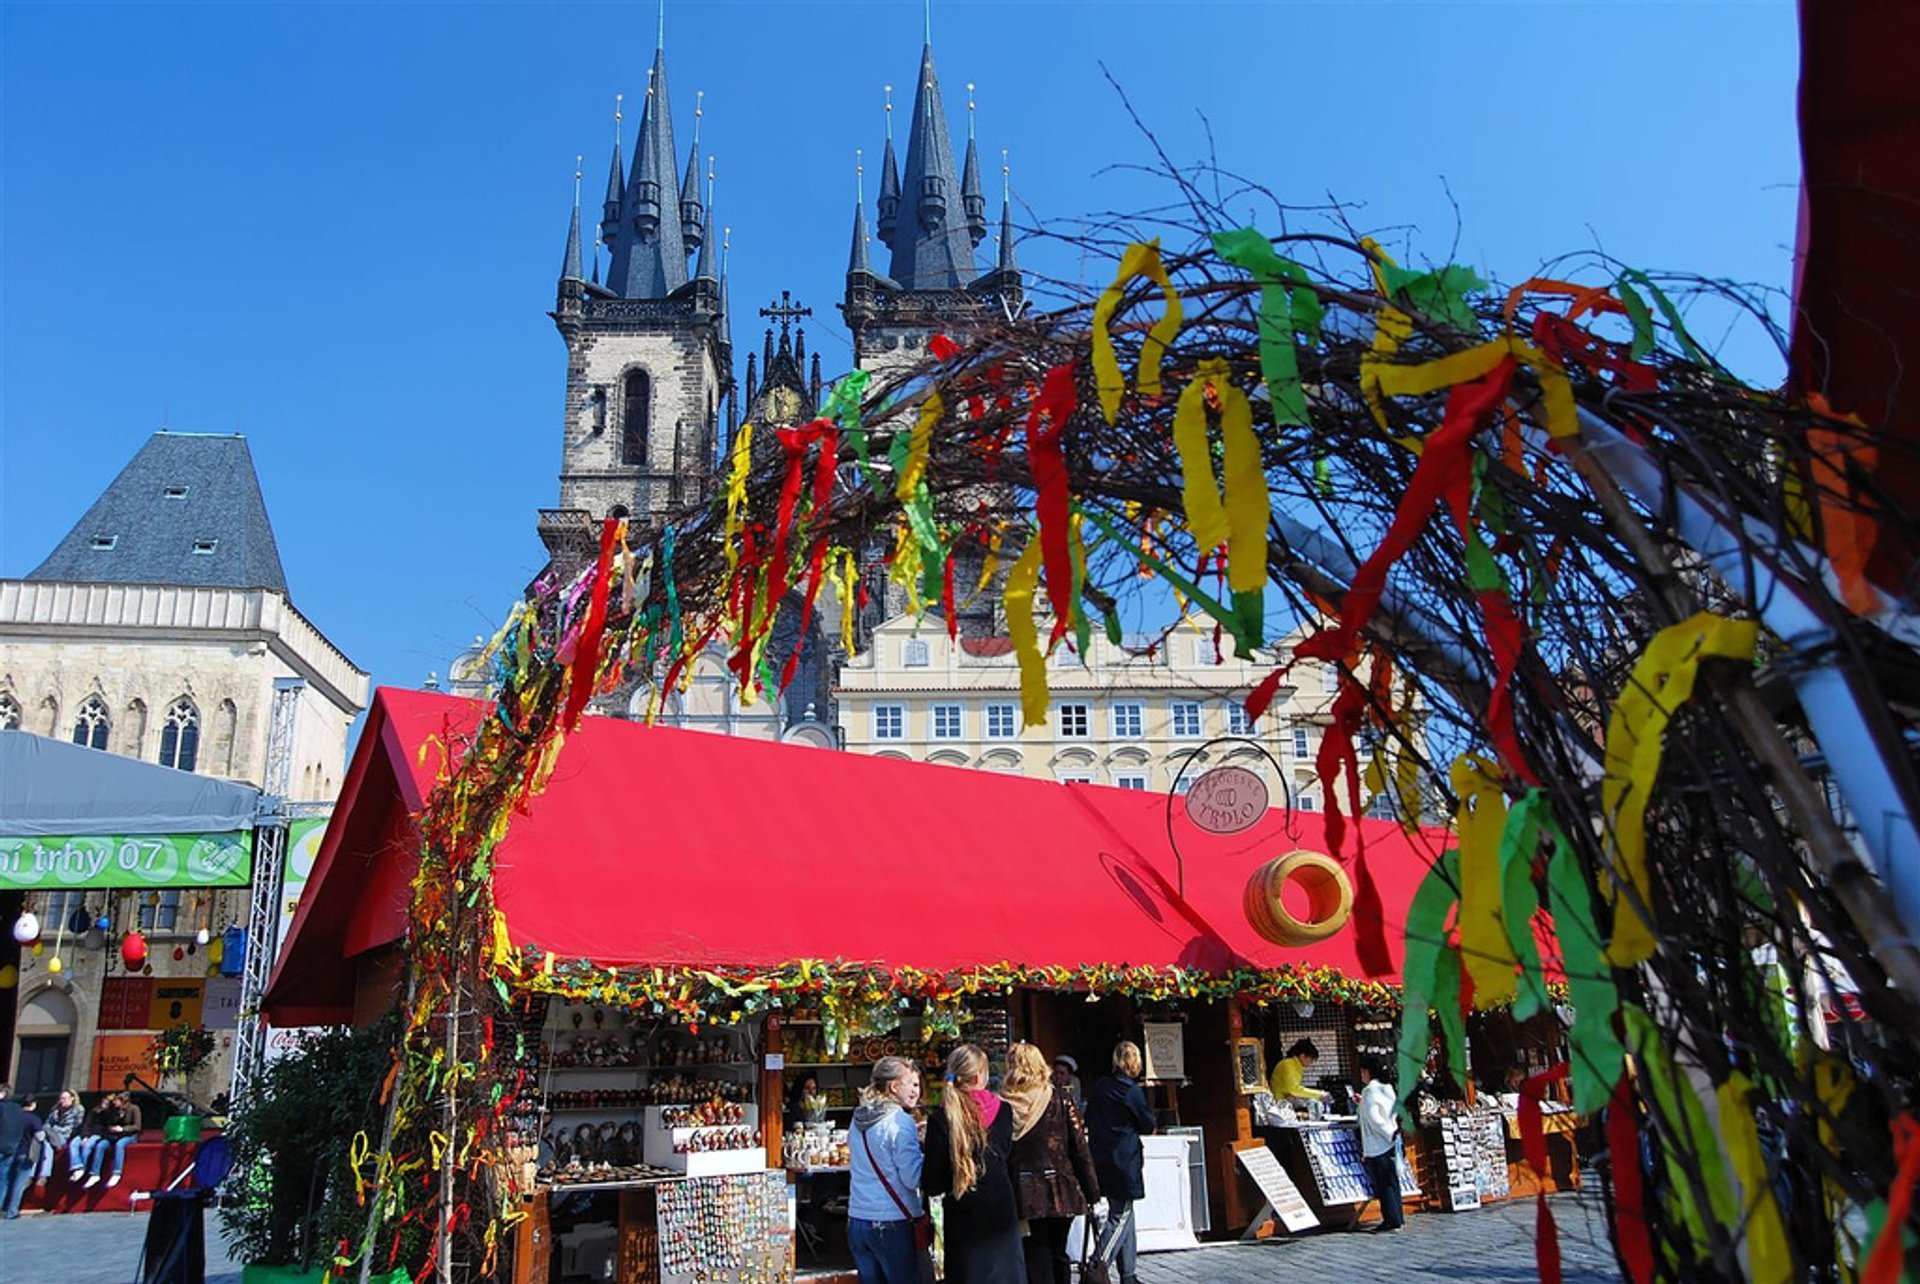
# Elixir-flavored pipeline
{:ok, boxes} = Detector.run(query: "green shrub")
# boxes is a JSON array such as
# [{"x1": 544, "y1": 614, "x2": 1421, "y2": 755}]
[{"x1": 219, "y1": 1016, "x2": 398, "y2": 1269}]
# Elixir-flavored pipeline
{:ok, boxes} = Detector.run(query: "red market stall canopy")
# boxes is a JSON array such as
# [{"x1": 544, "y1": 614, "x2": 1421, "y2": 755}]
[{"x1": 266, "y1": 688, "x2": 1447, "y2": 1026}]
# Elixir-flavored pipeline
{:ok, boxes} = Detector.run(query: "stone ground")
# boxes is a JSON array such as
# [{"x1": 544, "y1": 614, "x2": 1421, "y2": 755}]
[{"x1": 0, "y1": 1191, "x2": 1619, "y2": 1284}]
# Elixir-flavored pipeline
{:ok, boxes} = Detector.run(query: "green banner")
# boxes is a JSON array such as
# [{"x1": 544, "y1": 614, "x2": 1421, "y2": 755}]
[{"x1": 0, "y1": 831, "x2": 254, "y2": 890}]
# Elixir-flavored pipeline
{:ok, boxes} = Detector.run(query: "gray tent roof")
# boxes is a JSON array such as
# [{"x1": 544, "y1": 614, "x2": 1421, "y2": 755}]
[
  {"x1": 26, "y1": 432, "x2": 290, "y2": 595},
  {"x1": 0, "y1": 732, "x2": 261, "y2": 837}
]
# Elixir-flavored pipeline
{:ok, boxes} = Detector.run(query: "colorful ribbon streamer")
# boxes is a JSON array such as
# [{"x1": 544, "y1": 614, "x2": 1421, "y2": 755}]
[
  {"x1": 1717, "y1": 1072, "x2": 1793, "y2": 1284},
  {"x1": 1003, "y1": 536, "x2": 1048, "y2": 728},
  {"x1": 560, "y1": 518, "x2": 619, "y2": 732},
  {"x1": 1450, "y1": 753, "x2": 1517, "y2": 1007},
  {"x1": 1092, "y1": 239, "x2": 1183, "y2": 424},
  {"x1": 1210, "y1": 227, "x2": 1323, "y2": 427},
  {"x1": 1026, "y1": 362, "x2": 1079, "y2": 645},
  {"x1": 1170, "y1": 358, "x2": 1267, "y2": 646},
  {"x1": 1601, "y1": 612, "x2": 1759, "y2": 965}
]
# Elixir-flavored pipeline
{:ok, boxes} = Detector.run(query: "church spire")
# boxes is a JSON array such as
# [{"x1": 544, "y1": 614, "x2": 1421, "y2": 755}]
[
  {"x1": 997, "y1": 151, "x2": 1017, "y2": 274},
  {"x1": 960, "y1": 81, "x2": 986, "y2": 248},
  {"x1": 849, "y1": 152, "x2": 873, "y2": 276},
  {"x1": 876, "y1": 86, "x2": 901, "y2": 248},
  {"x1": 608, "y1": 47, "x2": 688, "y2": 298},
  {"x1": 561, "y1": 158, "x2": 585, "y2": 283},
  {"x1": 680, "y1": 91, "x2": 705, "y2": 253},
  {"x1": 600, "y1": 94, "x2": 625, "y2": 249},
  {"x1": 890, "y1": 41, "x2": 976, "y2": 288},
  {"x1": 693, "y1": 160, "x2": 718, "y2": 286}
]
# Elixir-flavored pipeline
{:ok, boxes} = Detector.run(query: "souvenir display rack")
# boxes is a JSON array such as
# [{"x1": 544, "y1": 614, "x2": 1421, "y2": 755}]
[
  {"x1": 657, "y1": 1171, "x2": 793, "y2": 1284},
  {"x1": 1297, "y1": 1123, "x2": 1419, "y2": 1207}
]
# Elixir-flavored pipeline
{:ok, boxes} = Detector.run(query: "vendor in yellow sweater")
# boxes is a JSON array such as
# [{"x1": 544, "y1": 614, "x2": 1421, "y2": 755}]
[{"x1": 1269, "y1": 1038, "x2": 1328, "y2": 1101}]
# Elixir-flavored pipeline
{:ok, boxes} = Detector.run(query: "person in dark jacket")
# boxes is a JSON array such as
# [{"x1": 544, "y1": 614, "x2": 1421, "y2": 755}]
[
  {"x1": 923, "y1": 1043, "x2": 1022, "y2": 1284},
  {"x1": 1, "y1": 1083, "x2": 46, "y2": 1219},
  {"x1": 1005, "y1": 1043, "x2": 1100, "y2": 1284},
  {"x1": 32, "y1": 1088, "x2": 85, "y2": 1189},
  {"x1": 1083, "y1": 1041, "x2": 1154, "y2": 1284}
]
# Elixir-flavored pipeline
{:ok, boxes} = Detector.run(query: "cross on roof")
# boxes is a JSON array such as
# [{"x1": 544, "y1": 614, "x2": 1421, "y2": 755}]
[{"x1": 758, "y1": 291, "x2": 812, "y2": 336}]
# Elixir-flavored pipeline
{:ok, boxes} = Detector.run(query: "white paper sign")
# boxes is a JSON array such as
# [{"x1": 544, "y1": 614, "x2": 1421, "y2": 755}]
[{"x1": 1236, "y1": 1145, "x2": 1319, "y2": 1234}]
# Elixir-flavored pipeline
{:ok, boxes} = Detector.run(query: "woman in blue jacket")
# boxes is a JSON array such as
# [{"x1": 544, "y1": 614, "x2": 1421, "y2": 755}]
[
  {"x1": 847, "y1": 1056, "x2": 927, "y2": 1284},
  {"x1": 1083, "y1": 1041, "x2": 1154, "y2": 1284}
]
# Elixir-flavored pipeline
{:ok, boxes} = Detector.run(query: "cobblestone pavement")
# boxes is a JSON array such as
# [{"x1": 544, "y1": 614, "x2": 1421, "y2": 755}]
[
  {"x1": 0, "y1": 1191, "x2": 1618, "y2": 1284},
  {"x1": 1138, "y1": 1189, "x2": 1621, "y2": 1284}
]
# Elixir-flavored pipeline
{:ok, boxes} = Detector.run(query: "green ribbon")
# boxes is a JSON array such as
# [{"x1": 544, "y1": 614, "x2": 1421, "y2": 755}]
[
  {"x1": 1545, "y1": 833, "x2": 1626, "y2": 1113},
  {"x1": 1497, "y1": 791, "x2": 1554, "y2": 1020},
  {"x1": 822, "y1": 370, "x2": 872, "y2": 471},
  {"x1": 1080, "y1": 505, "x2": 1254, "y2": 657},
  {"x1": 1616, "y1": 269, "x2": 1722, "y2": 373},
  {"x1": 1381, "y1": 262, "x2": 1486, "y2": 333},
  {"x1": 1210, "y1": 227, "x2": 1323, "y2": 427},
  {"x1": 1624, "y1": 1005, "x2": 1737, "y2": 1250},
  {"x1": 663, "y1": 526, "x2": 684, "y2": 670},
  {"x1": 1395, "y1": 848, "x2": 1462, "y2": 1124}
]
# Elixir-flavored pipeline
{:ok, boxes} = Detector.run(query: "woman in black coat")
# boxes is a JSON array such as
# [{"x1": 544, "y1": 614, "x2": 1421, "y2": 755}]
[
  {"x1": 1083, "y1": 1041, "x2": 1155, "y2": 1284},
  {"x1": 1005, "y1": 1043, "x2": 1100, "y2": 1284},
  {"x1": 922, "y1": 1044, "x2": 1023, "y2": 1284}
]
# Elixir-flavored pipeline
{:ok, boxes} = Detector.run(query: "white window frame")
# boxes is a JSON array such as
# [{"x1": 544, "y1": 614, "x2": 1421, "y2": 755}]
[
  {"x1": 1111, "y1": 703, "x2": 1144, "y2": 739},
  {"x1": 1170, "y1": 701, "x2": 1203, "y2": 739},
  {"x1": 1114, "y1": 772, "x2": 1150, "y2": 791},
  {"x1": 903, "y1": 638, "x2": 931, "y2": 668},
  {"x1": 873, "y1": 704, "x2": 906, "y2": 741},
  {"x1": 985, "y1": 703, "x2": 1018, "y2": 740},
  {"x1": 1057, "y1": 772, "x2": 1096, "y2": 785},
  {"x1": 1224, "y1": 702, "x2": 1253, "y2": 736},
  {"x1": 931, "y1": 703, "x2": 964, "y2": 740},
  {"x1": 1293, "y1": 727, "x2": 1311, "y2": 759},
  {"x1": 1058, "y1": 703, "x2": 1091, "y2": 739}
]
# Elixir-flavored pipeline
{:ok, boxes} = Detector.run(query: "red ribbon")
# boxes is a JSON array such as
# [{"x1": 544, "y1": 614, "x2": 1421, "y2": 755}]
[
  {"x1": 561, "y1": 518, "x2": 620, "y2": 732},
  {"x1": 1026, "y1": 362, "x2": 1079, "y2": 645},
  {"x1": 1865, "y1": 1113, "x2": 1920, "y2": 1284},
  {"x1": 1521, "y1": 1061, "x2": 1572, "y2": 1284},
  {"x1": 1606, "y1": 1077, "x2": 1654, "y2": 1284}
]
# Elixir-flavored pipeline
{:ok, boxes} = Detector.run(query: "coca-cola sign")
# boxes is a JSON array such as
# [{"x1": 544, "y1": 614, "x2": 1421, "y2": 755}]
[{"x1": 1183, "y1": 765, "x2": 1269, "y2": 834}]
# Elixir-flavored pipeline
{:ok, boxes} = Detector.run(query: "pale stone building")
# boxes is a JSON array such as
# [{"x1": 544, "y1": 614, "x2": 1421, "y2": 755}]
[
  {"x1": 836, "y1": 614, "x2": 1345, "y2": 806},
  {"x1": 1, "y1": 431, "x2": 368, "y2": 1101}
]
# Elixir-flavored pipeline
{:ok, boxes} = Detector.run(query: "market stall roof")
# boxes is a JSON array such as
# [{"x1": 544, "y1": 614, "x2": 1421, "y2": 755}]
[
  {"x1": 265, "y1": 688, "x2": 1445, "y2": 1026},
  {"x1": 0, "y1": 731, "x2": 262, "y2": 839}
]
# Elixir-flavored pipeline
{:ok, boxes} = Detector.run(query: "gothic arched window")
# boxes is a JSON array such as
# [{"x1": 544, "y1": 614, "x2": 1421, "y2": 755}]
[
  {"x1": 0, "y1": 694, "x2": 19, "y2": 730},
  {"x1": 621, "y1": 370, "x2": 650, "y2": 467},
  {"x1": 72, "y1": 696, "x2": 110, "y2": 750},
  {"x1": 159, "y1": 698, "x2": 200, "y2": 772}
]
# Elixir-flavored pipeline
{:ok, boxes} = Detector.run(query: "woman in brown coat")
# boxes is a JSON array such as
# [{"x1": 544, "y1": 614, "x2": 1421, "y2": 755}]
[{"x1": 1004, "y1": 1043, "x2": 1101, "y2": 1284}]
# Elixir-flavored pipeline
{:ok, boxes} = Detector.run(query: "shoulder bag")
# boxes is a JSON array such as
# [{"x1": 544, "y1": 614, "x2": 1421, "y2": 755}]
[{"x1": 860, "y1": 1122, "x2": 934, "y2": 1252}]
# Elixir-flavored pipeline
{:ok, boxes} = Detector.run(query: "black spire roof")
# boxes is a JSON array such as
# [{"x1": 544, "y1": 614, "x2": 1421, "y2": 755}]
[
  {"x1": 606, "y1": 46, "x2": 688, "y2": 298},
  {"x1": 26, "y1": 433, "x2": 290, "y2": 596},
  {"x1": 889, "y1": 44, "x2": 977, "y2": 289}
]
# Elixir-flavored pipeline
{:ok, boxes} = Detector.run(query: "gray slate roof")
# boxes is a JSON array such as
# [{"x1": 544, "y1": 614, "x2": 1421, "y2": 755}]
[{"x1": 25, "y1": 432, "x2": 290, "y2": 596}]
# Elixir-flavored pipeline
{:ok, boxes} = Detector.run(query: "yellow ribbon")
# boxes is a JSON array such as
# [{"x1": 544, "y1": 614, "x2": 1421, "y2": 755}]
[
  {"x1": 1093, "y1": 239, "x2": 1183, "y2": 424},
  {"x1": 1170, "y1": 358, "x2": 1268, "y2": 594},
  {"x1": 724, "y1": 420, "x2": 755, "y2": 576},
  {"x1": 897, "y1": 393, "x2": 941, "y2": 501},
  {"x1": 348, "y1": 1130, "x2": 372, "y2": 1203},
  {"x1": 1004, "y1": 537, "x2": 1049, "y2": 727},
  {"x1": 1602, "y1": 612, "x2": 1758, "y2": 965},
  {"x1": 489, "y1": 908, "x2": 520, "y2": 978},
  {"x1": 1359, "y1": 237, "x2": 1416, "y2": 439},
  {"x1": 1449, "y1": 753, "x2": 1518, "y2": 1007},
  {"x1": 1717, "y1": 1072, "x2": 1792, "y2": 1284},
  {"x1": 832, "y1": 547, "x2": 861, "y2": 656},
  {"x1": 1367, "y1": 336, "x2": 1579, "y2": 442}
]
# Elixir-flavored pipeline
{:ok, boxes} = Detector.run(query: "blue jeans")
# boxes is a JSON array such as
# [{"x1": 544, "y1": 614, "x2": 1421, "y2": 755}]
[
  {"x1": 1364, "y1": 1151, "x2": 1404, "y2": 1228},
  {"x1": 87, "y1": 1134, "x2": 134, "y2": 1178},
  {"x1": 849, "y1": 1216, "x2": 923, "y2": 1284},
  {"x1": 1104, "y1": 1198, "x2": 1139, "y2": 1282},
  {"x1": 2, "y1": 1151, "x2": 32, "y2": 1216},
  {"x1": 64, "y1": 1136, "x2": 96, "y2": 1174}
]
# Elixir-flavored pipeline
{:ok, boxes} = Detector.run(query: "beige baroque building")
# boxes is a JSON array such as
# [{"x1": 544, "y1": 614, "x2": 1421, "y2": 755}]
[
  {"x1": 836, "y1": 613, "x2": 1345, "y2": 807},
  {"x1": 1, "y1": 431, "x2": 368, "y2": 1101}
]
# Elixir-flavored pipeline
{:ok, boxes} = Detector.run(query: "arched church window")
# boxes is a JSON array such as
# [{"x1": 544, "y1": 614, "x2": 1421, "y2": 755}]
[
  {"x1": 0, "y1": 694, "x2": 19, "y2": 730},
  {"x1": 72, "y1": 696, "x2": 110, "y2": 750},
  {"x1": 621, "y1": 370, "x2": 650, "y2": 467},
  {"x1": 159, "y1": 698, "x2": 200, "y2": 772}
]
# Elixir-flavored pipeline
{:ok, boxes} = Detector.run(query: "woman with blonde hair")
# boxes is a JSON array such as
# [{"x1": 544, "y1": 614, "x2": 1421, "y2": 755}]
[
  {"x1": 922, "y1": 1044, "x2": 1022, "y2": 1284},
  {"x1": 1084, "y1": 1041, "x2": 1154, "y2": 1284},
  {"x1": 1004, "y1": 1043, "x2": 1100, "y2": 1284},
  {"x1": 848, "y1": 1056, "x2": 928, "y2": 1284}
]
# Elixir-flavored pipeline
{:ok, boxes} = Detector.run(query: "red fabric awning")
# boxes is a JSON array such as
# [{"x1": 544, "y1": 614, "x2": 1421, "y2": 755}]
[{"x1": 267, "y1": 688, "x2": 1445, "y2": 1025}]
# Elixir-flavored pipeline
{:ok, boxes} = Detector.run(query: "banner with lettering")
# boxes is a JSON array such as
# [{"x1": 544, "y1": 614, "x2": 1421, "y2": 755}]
[{"x1": 0, "y1": 831, "x2": 252, "y2": 890}]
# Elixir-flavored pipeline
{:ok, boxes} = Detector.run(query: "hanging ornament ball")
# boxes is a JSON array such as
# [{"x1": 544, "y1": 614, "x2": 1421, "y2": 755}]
[
  {"x1": 96, "y1": 914, "x2": 112, "y2": 932},
  {"x1": 142, "y1": 963, "x2": 154, "y2": 975},
  {"x1": 67, "y1": 907, "x2": 92, "y2": 934},
  {"x1": 47, "y1": 955, "x2": 64, "y2": 975},
  {"x1": 172, "y1": 946, "x2": 186, "y2": 961},
  {"x1": 0, "y1": 963, "x2": 16, "y2": 990},
  {"x1": 195, "y1": 928, "x2": 211, "y2": 947},
  {"x1": 121, "y1": 931, "x2": 149, "y2": 970},
  {"x1": 30, "y1": 942, "x2": 45, "y2": 957},
  {"x1": 208, "y1": 938, "x2": 224, "y2": 965},
  {"x1": 12, "y1": 911, "x2": 41, "y2": 944}
]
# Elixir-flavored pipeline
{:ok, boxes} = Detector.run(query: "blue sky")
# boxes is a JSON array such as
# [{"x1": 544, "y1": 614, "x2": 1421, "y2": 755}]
[{"x1": 2, "y1": 1, "x2": 1800, "y2": 699}]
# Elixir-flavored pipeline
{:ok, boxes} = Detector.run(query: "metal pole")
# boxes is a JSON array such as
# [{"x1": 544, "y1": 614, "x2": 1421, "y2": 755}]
[{"x1": 230, "y1": 676, "x2": 305, "y2": 1108}]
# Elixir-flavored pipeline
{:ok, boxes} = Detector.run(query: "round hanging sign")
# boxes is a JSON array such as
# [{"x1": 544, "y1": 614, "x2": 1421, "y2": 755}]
[{"x1": 1183, "y1": 765, "x2": 1269, "y2": 834}]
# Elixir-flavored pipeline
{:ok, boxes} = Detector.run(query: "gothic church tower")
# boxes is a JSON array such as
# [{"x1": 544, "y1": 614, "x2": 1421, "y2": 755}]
[
  {"x1": 543, "y1": 36, "x2": 732, "y2": 569},
  {"x1": 841, "y1": 41, "x2": 1022, "y2": 382}
]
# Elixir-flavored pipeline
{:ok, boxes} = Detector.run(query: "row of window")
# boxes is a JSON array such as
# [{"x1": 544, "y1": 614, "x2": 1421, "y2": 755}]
[
  {"x1": 869, "y1": 699, "x2": 1319, "y2": 747},
  {"x1": 898, "y1": 635, "x2": 1345, "y2": 686},
  {"x1": 40, "y1": 888, "x2": 191, "y2": 933},
  {"x1": 0, "y1": 694, "x2": 205, "y2": 772}
]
